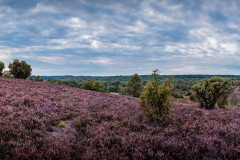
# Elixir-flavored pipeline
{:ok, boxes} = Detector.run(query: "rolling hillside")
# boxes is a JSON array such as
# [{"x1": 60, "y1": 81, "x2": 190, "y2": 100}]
[{"x1": 0, "y1": 77, "x2": 240, "y2": 159}]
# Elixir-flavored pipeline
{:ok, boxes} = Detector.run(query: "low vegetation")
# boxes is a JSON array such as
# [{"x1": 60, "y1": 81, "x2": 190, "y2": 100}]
[
  {"x1": 35, "y1": 75, "x2": 44, "y2": 81},
  {"x1": 1, "y1": 77, "x2": 240, "y2": 159},
  {"x1": 140, "y1": 69, "x2": 173, "y2": 122},
  {"x1": 1, "y1": 60, "x2": 240, "y2": 159},
  {"x1": 80, "y1": 79, "x2": 105, "y2": 92},
  {"x1": 192, "y1": 77, "x2": 234, "y2": 109}
]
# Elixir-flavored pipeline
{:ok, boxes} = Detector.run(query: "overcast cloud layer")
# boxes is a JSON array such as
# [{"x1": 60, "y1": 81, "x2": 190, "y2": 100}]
[{"x1": 0, "y1": 0, "x2": 240, "y2": 75}]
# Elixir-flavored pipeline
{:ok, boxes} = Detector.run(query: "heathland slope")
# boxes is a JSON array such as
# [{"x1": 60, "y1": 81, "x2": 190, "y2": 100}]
[{"x1": 0, "y1": 77, "x2": 240, "y2": 159}]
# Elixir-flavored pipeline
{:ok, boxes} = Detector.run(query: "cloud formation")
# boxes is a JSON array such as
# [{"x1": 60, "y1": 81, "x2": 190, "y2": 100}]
[{"x1": 0, "y1": 0, "x2": 240, "y2": 75}]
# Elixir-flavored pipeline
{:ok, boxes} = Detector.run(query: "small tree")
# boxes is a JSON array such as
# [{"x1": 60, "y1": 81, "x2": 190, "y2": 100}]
[
  {"x1": 140, "y1": 69, "x2": 173, "y2": 122},
  {"x1": 192, "y1": 77, "x2": 234, "y2": 109},
  {"x1": 126, "y1": 73, "x2": 143, "y2": 97},
  {"x1": 68, "y1": 83, "x2": 77, "y2": 87},
  {"x1": 0, "y1": 61, "x2": 4, "y2": 76},
  {"x1": 81, "y1": 79, "x2": 105, "y2": 92},
  {"x1": 8, "y1": 59, "x2": 32, "y2": 79},
  {"x1": 35, "y1": 75, "x2": 44, "y2": 81}
]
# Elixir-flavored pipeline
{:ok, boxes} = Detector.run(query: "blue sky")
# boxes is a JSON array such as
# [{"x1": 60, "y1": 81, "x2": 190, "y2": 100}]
[{"x1": 0, "y1": 0, "x2": 240, "y2": 76}]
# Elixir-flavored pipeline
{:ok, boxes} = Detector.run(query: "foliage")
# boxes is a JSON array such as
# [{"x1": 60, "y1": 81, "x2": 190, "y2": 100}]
[
  {"x1": 192, "y1": 77, "x2": 234, "y2": 109},
  {"x1": 190, "y1": 95, "x2": 196, "y2": 102},
  {"x1": 217, "y1": 95, "x2": 228, "y2": 109},
  {"x1": 107, "y1": 81, "x2": 121, "y2": 93},
  {"x1": 0, "y1": 61, "x2": 4, "y2": 76},
  {"x1": 230, "y1": 93, "x2": 238, "y2": 106},
  {"x1": 81, "y1": 79, "x2": 105, "y2": 92},
  {"x1": 68, "y1": 83, "x2": 77, "y2": 87},
  {"x1": 8, "y1": 59, "x2": 32, "y2": 79},
  {"x1": 119, "y1": 86, "x2": 128, "y2": 95},
  {"x1": 2, "y1": 71, "x2": 14, "y2": 78},
  {"x1": 172, "y1": 92, "x2": 184, "y2": 98},
  {"x1": 40, "y1": 74, "x2": 240, "y2": 98},
  {"x1": 140, "y1": 69, "x2": 173, "y2": 122},
  {"x1": 1, "y1": 77, "x2": 240, "y2": 159},
  {"x1": 35, "y1": 75, "x2": 44, "y2": 81},
  {"x1": 59, "y1": 121, "x2": 67, "y2": 128},
  {"x1": 126, "y1": 74, "x2": 143, "y2": 97},
  {"x1": 186, "y1": 91, "x2": 192, "y2": 96}
]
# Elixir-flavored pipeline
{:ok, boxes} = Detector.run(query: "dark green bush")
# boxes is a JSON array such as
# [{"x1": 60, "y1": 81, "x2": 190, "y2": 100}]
[
  {"x1": 8, "y1": 59, "x2": 32, "y2": 79},
  {"x1": 186, "y1": 91, "x2": 192, "y2": 96},
  {"x1": 140, "y1": 69, "x2": 173, "y2": 122},
  {"x1": 68, "y1": 83, "x2": 77, "y2": 87},
  {"x1": 217, "y1": 95, "x2": 228, "y2": 109},
  {"x1": 190, "y1": 95, "x2": 196, "y2": 102},
  {"x1": 126, "y1": 74, "x2": 143, "y2": 97},
  {"x1": 35, "y1": 75, "x2": 44, "y2": 81},
  {"x1": 172, "y1": 92, "x2": 184, "y2": 98},
  {"x1": 192, "y1": 77, "x2": 234, "y2": 109},
  {"x1": 81, "y1": 79, "x2": 104, "y2": 92},
  {"x1": 0, "y1": 61, "x2": 4, "y2": 76}
]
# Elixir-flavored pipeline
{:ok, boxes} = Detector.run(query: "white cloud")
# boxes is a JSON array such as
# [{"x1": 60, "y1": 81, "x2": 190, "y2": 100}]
[
  {"x1": 59, "y1": 17, "x2": 87, "y2": 29},
  {"x1": 38, "y1": 56, "x2": 65, "y2": 64},
  {"x1": 29, "y1": 3, "x2": 59, "y2": 14},
  {"x1": 90, "y1": 40, "x2": 101, "y2": 49},
  {"x1": 87, "y1": 57, "x2": 113, "y2": 65},
  {"x1": 0, "y1": 46, "x2": 11, "y2": 60},
  {"x1": 220, "y1": 43, "x2": 238, "y2": 54}
]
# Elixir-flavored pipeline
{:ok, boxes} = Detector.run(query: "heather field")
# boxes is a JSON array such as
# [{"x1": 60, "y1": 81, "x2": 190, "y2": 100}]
[{"x1": 1, "y1": 77, "x2": 240, "y2": 159}]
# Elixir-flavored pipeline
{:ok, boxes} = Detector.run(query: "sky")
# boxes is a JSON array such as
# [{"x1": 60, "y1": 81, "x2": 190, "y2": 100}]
[{"x1": 0, "y1": 0, "x2": 240, "y2": 76}]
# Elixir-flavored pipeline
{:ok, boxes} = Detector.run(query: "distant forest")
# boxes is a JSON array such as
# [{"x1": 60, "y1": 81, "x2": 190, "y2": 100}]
[{"x1": 30, "y1": 75, "x2": 240, "y2": 97}]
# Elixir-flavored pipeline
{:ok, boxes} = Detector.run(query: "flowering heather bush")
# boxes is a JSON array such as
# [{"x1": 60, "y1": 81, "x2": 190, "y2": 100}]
[{"x1": 1, "y1": 77, "x2": 240, "y2": 159}]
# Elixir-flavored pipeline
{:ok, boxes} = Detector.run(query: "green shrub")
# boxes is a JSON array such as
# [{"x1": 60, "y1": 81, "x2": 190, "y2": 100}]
[
  {"x1": 192, "y1": 77, "x2": 234, "y2": 109},
  {"x1": 81, "y1": 79, "x2": 104, "y2": 92},
  {"x1": 2, "y1": 71, "x2": 13, "y2": 78},
  {"x1": 126, "y1": 73, "x2": 143, "y2": 97},
  {"x1": 217, "y1": 95, "x2": 228, "y2": 109},
  {"x1": 68, "y1": 83, "x2": 77, "y2": 87},
  {"x1": 0, "y1": 61, "x2": 4, "y2": 76},
  {"x1": 172, "y1": 92, "x2": 184, "y2": 98},
  {"x1": 35, "y1": 75, "x2": 44, "y2": 81},
  {"x1": 140, "y1": 69, "x2": 173, "y2": 122},
  {"x1": 186, "y1": 91, "x2": 192, "y2": 96},
  {"x1": 190, "y1": 95, "x2": 196, "y2": 102},
  {"x1": 59, "y1": 121, "x2": 67, "y2": 128}
]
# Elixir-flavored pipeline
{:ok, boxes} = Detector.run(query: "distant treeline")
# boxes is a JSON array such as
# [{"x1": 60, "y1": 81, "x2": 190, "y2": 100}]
[
  {"x1": 31, "y1": 74, "x2": 240, "y2": 82},
  {"x1": 29, "y1": 74, "x2": 240, "y2": 96}
]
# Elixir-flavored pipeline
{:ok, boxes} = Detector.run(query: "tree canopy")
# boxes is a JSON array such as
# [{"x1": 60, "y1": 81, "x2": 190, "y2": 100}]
[
  {"x1": 126, "y1": 73, "x2": 143, "y2": 97},
  {"x1": 81, "y1": 79, "x2": 105, "y2": 92},
  {"x1": 0, "y1": 61, "x2": 4, "y2": 76},
  {"x1": 192, "y1": 77, "x2": 234, "y2": 109},
  {"x1": 9, "y1": 59, "x2": 32, "y2": 79}
]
